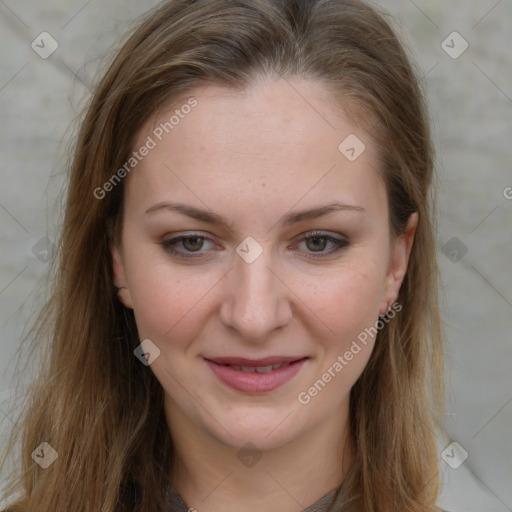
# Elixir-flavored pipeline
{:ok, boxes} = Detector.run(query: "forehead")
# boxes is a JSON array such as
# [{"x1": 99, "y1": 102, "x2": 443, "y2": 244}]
[{"x1": 126, "y1": 77, "x2": 386, "y2": 219}]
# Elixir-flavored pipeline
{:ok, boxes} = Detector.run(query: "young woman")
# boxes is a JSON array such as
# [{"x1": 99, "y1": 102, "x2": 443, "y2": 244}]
[{"x1": 1, "y1": 0, "x2": 445, "y2": 510}]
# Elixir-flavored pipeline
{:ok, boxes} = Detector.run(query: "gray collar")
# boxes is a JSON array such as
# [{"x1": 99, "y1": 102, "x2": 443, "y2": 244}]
[
  {"x1": 166, "y1": 484, "x2": 450, "y2": 511},
  {"x1": 166, "y1": 485, "x2": 341, "y2": 511}
]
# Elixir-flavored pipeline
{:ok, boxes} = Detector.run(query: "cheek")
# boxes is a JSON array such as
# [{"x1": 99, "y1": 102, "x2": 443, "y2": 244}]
[
  {"x1": 296, "y1": 255, "x2": 387, "y2": 392},
  {"x1": 303, "y1": 256, "x2": 387, "y2": 338},
  {"x1": 123, "y1": 246, "x2": 222, "y2": 343},
  {"x1": 294, "y1": 260, "x2": 386, "y2": 405}
]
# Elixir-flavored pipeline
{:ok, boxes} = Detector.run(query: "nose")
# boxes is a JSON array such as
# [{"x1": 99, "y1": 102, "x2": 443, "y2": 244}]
[{"x1": 219, "y1": 250, "x2": 293, "y2": 342}]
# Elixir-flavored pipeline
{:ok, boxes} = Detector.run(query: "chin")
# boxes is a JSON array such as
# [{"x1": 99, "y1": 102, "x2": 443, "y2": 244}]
[{"x1": 204, "y1": 406, "x2": 303, "y2": 451}]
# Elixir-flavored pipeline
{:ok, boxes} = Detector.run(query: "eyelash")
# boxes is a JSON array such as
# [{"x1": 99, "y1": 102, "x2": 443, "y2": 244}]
[{"x1": 160, "y1": 231, "x2": 349, "y2": 259}]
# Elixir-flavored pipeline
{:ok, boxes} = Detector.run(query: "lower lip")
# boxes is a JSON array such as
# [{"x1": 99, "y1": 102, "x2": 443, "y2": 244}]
[{"x1": 205, "y1": 358, "x2": 308, "y2": 393}]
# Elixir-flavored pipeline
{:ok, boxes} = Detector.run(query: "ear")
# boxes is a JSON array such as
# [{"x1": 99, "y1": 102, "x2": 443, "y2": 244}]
[
  {"x1": 111, "y1": 243, "x2": 134, "y2": 309},
  {"x1": 380, "y1": 212, "x2": 418, "y2": 315}
]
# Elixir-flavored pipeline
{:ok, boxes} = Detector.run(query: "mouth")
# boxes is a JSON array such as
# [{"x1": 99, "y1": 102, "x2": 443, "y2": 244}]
[
  {"x1": 203, "y1": 356, "x2": 309, "y2": 393},
  {"x1": 205, "y1": 355, "x2": 308, "y2": 371}
]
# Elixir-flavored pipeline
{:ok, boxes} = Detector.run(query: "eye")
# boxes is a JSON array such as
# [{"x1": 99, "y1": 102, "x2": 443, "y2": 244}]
[
  {"x1": 293, "y1": 231, "x2": 349, "y2": 258},
  {"x1": 161, "y1": 233, "x2": 219, "y2": 257},
  {"x1": 160, "y1": 231, "x2": 348, "y2": 260}
]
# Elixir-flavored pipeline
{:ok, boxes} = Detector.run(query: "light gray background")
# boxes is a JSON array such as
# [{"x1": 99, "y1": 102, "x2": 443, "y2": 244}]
[{"x1": 0, "y1": 1, "x2": 511, "y2": 511}]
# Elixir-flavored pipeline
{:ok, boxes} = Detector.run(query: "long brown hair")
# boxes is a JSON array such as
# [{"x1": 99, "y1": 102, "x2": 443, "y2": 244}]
[{"x1": 1, "y1": 1, "x2": 443, "y2": 510}]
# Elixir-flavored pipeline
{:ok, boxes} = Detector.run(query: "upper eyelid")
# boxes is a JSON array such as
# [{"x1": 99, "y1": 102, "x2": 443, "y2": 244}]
[
  {"x1": 162, "y1": 231, "x2": 348, "y2": 253},
  {"x1": 163, "y1": 230, "x2": 347, "y2": 242}
]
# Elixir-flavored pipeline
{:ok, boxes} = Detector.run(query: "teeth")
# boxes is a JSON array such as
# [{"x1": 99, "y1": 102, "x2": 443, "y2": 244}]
[
  {"x1": 226, "y1": 363, "x2": 292, "y2": 373},
  {"x1": 255, "y1": 365, "x2": 273, "y2": 373}
]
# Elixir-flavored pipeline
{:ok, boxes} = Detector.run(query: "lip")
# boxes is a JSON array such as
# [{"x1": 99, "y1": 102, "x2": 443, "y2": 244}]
[
  {"x1": 204, "y1": 356, "x2": 309, "y2": 393},
  {"x1": 205, "y1": 355, "x2": 305, "y2": 366}
]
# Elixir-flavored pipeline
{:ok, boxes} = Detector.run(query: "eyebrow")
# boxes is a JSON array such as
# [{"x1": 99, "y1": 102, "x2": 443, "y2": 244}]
[{"x1": 144, "y1": 201, "x2": 366, "y2": 230}]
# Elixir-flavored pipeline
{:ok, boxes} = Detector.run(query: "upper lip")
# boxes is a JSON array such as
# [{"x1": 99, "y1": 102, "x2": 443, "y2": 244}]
[{"x1": 204, "y1": 356, "x2": 308, "y2": 366}]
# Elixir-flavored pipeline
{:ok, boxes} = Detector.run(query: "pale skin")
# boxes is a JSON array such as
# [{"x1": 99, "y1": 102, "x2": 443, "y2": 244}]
[{"x1": 112, "y1": 76, "x2": 417, "y2": 512}]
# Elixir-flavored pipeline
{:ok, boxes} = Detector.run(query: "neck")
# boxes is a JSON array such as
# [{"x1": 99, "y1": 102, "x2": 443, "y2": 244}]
[{"x1": 166, "y1": 398, "x2": 353, "y2": 512}]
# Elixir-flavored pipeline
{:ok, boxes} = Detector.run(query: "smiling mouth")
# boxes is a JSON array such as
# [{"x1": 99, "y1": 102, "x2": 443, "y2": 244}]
[
  {"x1": 203, "y1": 356, "x2": 309, "y2": 392},
  {"x1": 205, "y1": 356, "x2": 308, "y2": 371},
  {"x1": 214, "y1": 361, "x2": 301, "y2": 373}
]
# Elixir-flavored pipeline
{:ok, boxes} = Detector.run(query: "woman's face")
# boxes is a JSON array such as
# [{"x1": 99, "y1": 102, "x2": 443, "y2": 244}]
[{"x1": 112, "y1": 77, "x2": 416, "y2": 451}]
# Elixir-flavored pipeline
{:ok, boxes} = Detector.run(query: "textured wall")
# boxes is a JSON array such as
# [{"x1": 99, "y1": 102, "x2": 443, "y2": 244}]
[{"x1": 1, "y1": 1, "x2": 511, "y2": 510}]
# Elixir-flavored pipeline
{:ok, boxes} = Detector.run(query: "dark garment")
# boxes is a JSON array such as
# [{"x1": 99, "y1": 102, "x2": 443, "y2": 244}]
[{"x1": 166, "y1": 485, "x2": 340, "y2": 511}]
